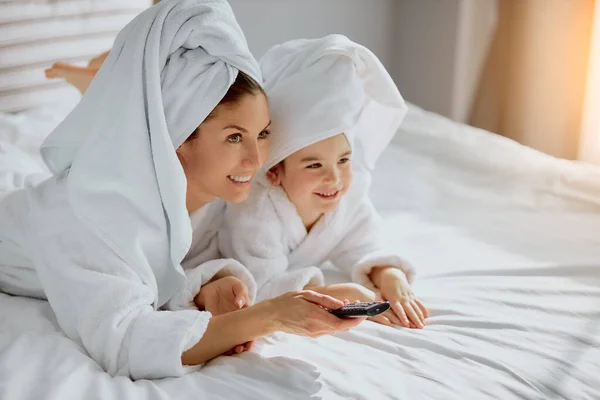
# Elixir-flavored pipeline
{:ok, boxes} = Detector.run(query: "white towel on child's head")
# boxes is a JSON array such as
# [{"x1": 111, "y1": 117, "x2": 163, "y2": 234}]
[
  {"x1": 259, "y1": 34, "x2": 407, "y2": 172},
  {"x1": 39, "y1": 0, "x2": 261, "y2": 307},
  {"x1": 219, "y1": 36, "x2": 414, "y2": 302}
]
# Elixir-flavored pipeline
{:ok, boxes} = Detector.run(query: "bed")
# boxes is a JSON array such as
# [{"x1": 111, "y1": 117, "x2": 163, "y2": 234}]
[{"x1": 1, "y1": 94, "x2": 599, "y2": 399}]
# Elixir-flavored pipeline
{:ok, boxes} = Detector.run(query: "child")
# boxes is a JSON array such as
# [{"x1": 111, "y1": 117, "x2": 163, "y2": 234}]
[{"x1": 219, "y1": 35, "x2": 428, "y2": 329}]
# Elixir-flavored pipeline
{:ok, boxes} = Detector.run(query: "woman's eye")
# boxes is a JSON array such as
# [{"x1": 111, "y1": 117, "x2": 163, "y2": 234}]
[
  {"x1": 258, "y1": 130, "x2": 270, "y2": 139},
  {"x1": 307, "y1": 163, "x2": 322, "y2": 169},
  {"x1": 227, "y1": 134, "x2": 242, "y2": 143},
  {"x1": 338, "y1": 157, "x2": 351, "y2": 164}
]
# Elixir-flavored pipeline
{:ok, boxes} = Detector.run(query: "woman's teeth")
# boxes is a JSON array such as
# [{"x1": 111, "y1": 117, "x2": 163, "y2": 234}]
[
  {"x1": 228, "y1": 175, "x2": 252, "y2": 183},
  {"x1": 316, "y1": 190, "x2": 338, "y2": 197}
]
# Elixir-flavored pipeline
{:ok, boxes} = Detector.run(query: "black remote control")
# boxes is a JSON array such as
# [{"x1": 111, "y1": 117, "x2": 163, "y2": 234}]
[{"x1": 330, "y1": 301, "x2": 390, "y2": 318}]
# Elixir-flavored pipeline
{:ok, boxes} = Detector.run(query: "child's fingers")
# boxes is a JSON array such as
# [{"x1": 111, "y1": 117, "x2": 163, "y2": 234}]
[
  {"x1": 390, "y1": 301, "x2": 410, "y2": 328},
  {"x1": 368, "y1": 314, "x2": 392, "y2": 326},
  {"x1": 403, "y1": 300, "x2": 424, "y2": 328},
  {"x1": 244, "y1": 341, "x2": 254, "y2": 351},
  {"x1": 415, "y1": 299, "x2": 429, "y2": 318},
  {"x1": 232, "y1": 280, "x2": 249, "y2": 308},
  {"x1": 383, "y1": 309, "x2": 402, "y2": 326},
  {"x1": 412, "y1": 299, "x2": 426, "y2": 323}
]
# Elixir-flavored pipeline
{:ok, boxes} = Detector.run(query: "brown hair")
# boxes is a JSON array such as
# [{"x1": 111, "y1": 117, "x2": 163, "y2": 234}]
[{"x1": 186, "y1": 71, "x2": 265, "y2": 141}]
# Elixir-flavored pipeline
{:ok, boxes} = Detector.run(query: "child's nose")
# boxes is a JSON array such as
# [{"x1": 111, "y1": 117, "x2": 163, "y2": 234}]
[{"x1": 324, "y1": 167, "x2": 340, "y2": 183}]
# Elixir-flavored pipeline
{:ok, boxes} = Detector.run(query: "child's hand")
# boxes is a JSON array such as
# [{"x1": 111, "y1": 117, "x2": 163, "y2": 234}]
[
  {"x1": 44, "y1": 50, "x2": 109, "y2": 94},
  {"x1": 374, "y1": 267, "x2": 428, "y2": 329},
  {"x1": 195, "y1": 275, "x2": 251, "y2": 315},
  {"x1": 195, "y1": 276, "x2": 253, "y2": 355}
]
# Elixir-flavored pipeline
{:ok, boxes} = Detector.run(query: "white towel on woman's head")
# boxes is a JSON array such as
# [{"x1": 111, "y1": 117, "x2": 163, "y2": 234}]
[
  {"x1": 39, "y1": 0, "x2": 261, "y2": 306},
  {"x1": 259, "y1": 34, "x2": 407, "y2": 173}
]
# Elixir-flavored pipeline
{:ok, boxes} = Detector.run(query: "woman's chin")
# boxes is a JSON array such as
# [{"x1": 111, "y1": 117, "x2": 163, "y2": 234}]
[{"x1": 219, "y1": 188, "x2": 251, "y2": 203}]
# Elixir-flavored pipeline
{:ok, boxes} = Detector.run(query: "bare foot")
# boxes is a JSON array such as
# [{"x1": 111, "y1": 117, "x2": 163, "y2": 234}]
[{"x1": 45, "y1": 62, "x2": 99, "y2": 94}]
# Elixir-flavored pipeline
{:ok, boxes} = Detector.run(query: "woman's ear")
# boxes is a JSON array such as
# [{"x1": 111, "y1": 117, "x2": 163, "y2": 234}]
[{"x1": 266, "y1": 164, "x2": 282, "y2": 186}]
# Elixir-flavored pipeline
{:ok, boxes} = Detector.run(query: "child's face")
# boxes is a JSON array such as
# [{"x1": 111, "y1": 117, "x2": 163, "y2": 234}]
[{"x1": 269, "y1": 134, "x2": 352, "y2": 226}]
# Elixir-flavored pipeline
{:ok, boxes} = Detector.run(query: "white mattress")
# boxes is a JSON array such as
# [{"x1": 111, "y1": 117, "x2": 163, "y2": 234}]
[{"x1": 1, "y1": 103, "x2": 599, "y2": 400}]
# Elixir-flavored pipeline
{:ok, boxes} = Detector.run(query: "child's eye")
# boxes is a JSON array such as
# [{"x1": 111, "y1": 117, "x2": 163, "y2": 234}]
[
  {"x1": 258, "y1": 130, "x2": 270, "y2": 139},
  {"x1": 227, "y1": 134, "x2": 242, "y2": 143},
  {"x1": 338, "y1": 157, "x2": 351, "y2": 164},
  {"x1": 307, "y1": 163, "x2": 322, "y2": 169}
]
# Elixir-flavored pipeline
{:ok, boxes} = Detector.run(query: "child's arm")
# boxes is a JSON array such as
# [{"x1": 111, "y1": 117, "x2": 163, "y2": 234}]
[
  {"x1": 329, "y1": 197, "x2": 427, "y2": 328},
  {"x1": 329, "y1": 197, "x2": 414, "y2": 289}
]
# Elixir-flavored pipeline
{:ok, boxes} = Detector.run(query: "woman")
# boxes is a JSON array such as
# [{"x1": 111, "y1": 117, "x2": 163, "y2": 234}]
[{"x1": 0, "y1": 0, "x2": 363, "y2": 380}]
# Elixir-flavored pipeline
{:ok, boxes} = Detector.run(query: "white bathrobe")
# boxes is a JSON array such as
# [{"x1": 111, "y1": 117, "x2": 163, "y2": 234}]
[
  {"x1": 0, "y1": 0, "x2": 257, "y2": 380},
  {"x1": 218, "y1": 35, "x2": 413, "y2": 302}
]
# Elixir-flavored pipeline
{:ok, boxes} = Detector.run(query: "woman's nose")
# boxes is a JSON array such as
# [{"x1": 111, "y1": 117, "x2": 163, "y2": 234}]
[{"x1": 241, "y1": 140, "x2": 261, "y2": 169}]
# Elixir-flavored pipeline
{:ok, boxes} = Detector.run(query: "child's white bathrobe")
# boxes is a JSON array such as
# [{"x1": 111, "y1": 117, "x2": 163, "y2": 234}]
[
  {"x1": 219, "y1": 35, "x2": 414, "y2": 302},
  {"x1": 0, "y1": 0, "x2": 257, "y2": 380}
]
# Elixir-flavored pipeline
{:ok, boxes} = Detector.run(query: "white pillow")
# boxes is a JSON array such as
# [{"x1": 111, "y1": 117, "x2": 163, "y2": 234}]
[{"x1": 0, "y1": 0, "x2": 151, "y2": 113}]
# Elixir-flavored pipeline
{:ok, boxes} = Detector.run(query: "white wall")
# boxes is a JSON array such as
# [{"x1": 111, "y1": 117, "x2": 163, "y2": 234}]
[
  {"x1": 392, "y1": 0, "x2": 461, "y2": 118},
  {"x1": 392, "y1": 0, "x2": 497, "y2": 122},
  {"x1": 453, "y1": 0, "x2": 498, "y2": 122},
  {"x1": 228, "y1": 0, "x2": 396, "y2": 70},
  {"x1": 228, "y1": 0, "x2": 497, "y2": 123}
]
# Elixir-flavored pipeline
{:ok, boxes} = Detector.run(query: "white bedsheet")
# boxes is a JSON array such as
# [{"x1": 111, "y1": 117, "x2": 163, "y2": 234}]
[{"x1": 1, "y1": 103, "x2": 599, "y2": 400}]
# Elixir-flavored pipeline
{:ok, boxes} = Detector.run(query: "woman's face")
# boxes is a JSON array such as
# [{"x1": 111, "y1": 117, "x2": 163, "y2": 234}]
[{"x1": 177, "y1": 93, "x2": 271, "y2": 212}]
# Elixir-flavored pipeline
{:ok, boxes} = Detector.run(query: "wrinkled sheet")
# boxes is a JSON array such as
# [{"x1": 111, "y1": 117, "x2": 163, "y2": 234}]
[{"x1": 1, "y1": 103, "x2": 599, "y2": 399}]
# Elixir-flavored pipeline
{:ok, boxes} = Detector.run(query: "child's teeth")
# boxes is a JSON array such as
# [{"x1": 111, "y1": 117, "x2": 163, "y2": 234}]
[
  {"x1": 229, "y1": 175, "x2": 252, "y2": 182},
  {"x1": 318, "y1": 191, "x2": 337, "y2": 197}
]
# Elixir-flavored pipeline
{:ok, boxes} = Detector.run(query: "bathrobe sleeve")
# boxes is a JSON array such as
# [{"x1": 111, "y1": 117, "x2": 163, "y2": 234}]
[
  {"x1": 328, "y1": 197, "x2": 415, "y2": 290},
  {"x1": 165, "y1": 258, "x2": 258, "y2": 310},
  {"x1": 218, "y1": 194, "x2": 324, "y2": 302},
  {"x1": 164, "y1": 202, "x2": 258, "y2": 310},
  {"x1": 24, "y1": 194, "x2": 210, "y2": 380}
]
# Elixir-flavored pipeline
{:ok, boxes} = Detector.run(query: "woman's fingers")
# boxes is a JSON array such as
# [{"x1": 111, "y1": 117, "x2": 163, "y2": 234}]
[
  {"x1": 299, "y1": 290, "x2": 345, "y2": 310},
  {"x1": 390, "y1": 301, "x2": 410, "y2": 328},
  {"x1": 233, "y1": 345, "x2": 244, "y2": 354},
  {"x1": 331, "y1": 315, "x2": 365, "y2": 332},
  {"x1": 382, "y1": 309, "x2": 403, "y2": 326},
  {"x1": 244, "y1": 341, "x2": 254, "y2": 351}
]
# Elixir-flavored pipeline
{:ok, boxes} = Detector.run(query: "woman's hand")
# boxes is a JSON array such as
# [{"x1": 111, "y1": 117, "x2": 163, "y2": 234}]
[
  {"x1": 44, "y1": 50, "x2": 109, "y2": 94},
  {"x1": 181, "y1": 290, "x2": 363, "y2": 367},
  {"x1": 370, "y1": 267, "x2": 428, "y2": 329},
  {"x1": 267, "y1": 290, "x2": 365, "y2": 337}
]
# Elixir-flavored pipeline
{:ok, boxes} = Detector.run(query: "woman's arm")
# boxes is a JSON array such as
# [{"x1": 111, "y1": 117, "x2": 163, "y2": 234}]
[
  {"x1": 183, "y1": 290, "x2": 365, "y2": 366},
  {"x1": 182, "y1": 300, "x2": 275, "y2": 365}
]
